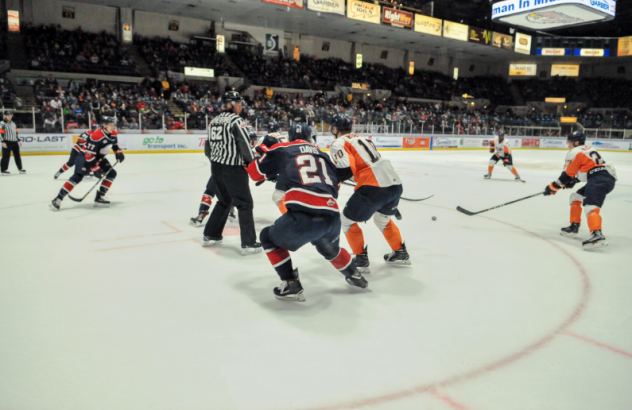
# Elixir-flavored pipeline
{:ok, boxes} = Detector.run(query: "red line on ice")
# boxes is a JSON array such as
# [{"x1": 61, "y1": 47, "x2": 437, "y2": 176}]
[{"x1": 563, "y1": 331, "x2": 632, "y2": 359}]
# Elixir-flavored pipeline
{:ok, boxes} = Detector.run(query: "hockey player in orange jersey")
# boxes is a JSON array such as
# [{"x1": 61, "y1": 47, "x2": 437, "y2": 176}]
[
  {"x1": 328, "y1": 114, "x2": 410, "y2": 273},
  {"x1": 544, "y1": 131, "x2": 617, "y2": 249},
  {"x1": 484, "y1": 130, "x2": 524, "y2": 182}
]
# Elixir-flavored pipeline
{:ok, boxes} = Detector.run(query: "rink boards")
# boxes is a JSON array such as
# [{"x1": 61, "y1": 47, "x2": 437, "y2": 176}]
[{"x1": 16, "y1": 133, "x2": 632, "y2": 155}]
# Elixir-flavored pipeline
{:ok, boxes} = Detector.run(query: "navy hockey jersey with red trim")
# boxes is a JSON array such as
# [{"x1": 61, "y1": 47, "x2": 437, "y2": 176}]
[
  {"x1": 247, "y1": 140, "x2": 340, "y2": 215},
  {"x1": 73, "y1": 130, "x2": 92, "y2": 152},
  {"x1": 83, "y1": 128, "x2": 121, "y2": 172}
]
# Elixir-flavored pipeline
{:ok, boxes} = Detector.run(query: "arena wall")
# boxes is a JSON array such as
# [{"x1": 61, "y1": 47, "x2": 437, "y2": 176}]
[
  {"x1": 134, "y1": 11, "x2": 212, "y2": 43},
  {"x1": 28, "y1": 0, "x2": 117, "y2": 34}
]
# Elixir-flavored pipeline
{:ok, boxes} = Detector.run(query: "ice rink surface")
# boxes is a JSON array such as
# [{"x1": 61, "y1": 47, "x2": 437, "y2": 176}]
[{"x1": 1, "y1": 149, "x2": 631, "y2": 410}]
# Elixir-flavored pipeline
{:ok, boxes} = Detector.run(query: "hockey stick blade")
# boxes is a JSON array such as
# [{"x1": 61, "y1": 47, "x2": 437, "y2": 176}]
[
  {"x1": 401, "y1": 194, "x2": 434, "y2": 202},
  {"x1": 456, "y1": 192, "x2": 544, "y2": 216},
  {"x1": 68, "y1": 160, "x2": 119, "y2": 203},
  {"x1": 456, "y1": 206, "x2": 476, "y2": 216}
]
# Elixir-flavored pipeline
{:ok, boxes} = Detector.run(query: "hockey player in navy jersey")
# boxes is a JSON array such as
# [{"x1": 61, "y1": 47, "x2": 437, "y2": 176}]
[
  {"x1": 247, "y1": 130, "x2": 368, "y2": 301},
  {"x1": 54, "y1": 129, "x2": 92, "y2": 179},
  {"x1": 50, "y1": 116, "x2": 125, "y2": 211}
]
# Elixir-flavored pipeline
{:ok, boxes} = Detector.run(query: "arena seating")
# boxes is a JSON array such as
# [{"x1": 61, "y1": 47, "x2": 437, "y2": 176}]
[{"x1": 23, "y1": 24, "x2": 140, "y2": 76}]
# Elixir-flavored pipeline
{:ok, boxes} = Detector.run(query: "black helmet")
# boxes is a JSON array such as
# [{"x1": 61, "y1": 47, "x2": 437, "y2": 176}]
[
  {"x1": 329, "y1": 114, "x2": 353, "y2": 133},
  {"x1": 3, "y1": 110, "x2": 13, "y2": 117},
  {"x1": 249, "y1": 131, "x2": 259, "y2": 144},
  {"x1": 223, "y1": 91, "x2": 244, "y2": 104},
  {"x1": 567, "y1": 131, "x2": 586, "y2": 146},
  {"x1": 292, "y1": 108, "x2": 307, "y2": 123},
  {"x1": 288, "y1": 122, "x2": 313, "y2": 144},
  {"x1": 100, "y1": 115, "x2": 115, "y2": 125}
]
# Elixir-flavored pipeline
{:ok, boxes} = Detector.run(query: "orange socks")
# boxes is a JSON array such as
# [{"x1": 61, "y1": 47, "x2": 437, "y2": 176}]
[
  {"x1": 587, "y1": 209, "x2": 602, "y2": 232},
  {"x1": 383, "y1": 220, "x2": 403, "y2": 251},
  {"x1": 511, "y1": 167, "x2": 518, "y2": 176},
  {"x1": 570, "y1": 201, "x2": 582, "y2": 224},
  {"x1": 277, "y1": 198, "x2": 288, "y2": 214},
  {"x1": 488, "y1": 166, "x2": 494, "y2": 173},
  {"x1": 345, "y1": 223, "x2": 365, "y2": 256}
]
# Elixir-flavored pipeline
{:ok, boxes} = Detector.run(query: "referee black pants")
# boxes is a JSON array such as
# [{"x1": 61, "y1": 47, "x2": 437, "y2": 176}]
[
  {"x1": 1, "y1": 141, "x2": 23, "y2": 172},
  {"x1": 204, "y1": 162, "x2": 257, "y2": 246}
]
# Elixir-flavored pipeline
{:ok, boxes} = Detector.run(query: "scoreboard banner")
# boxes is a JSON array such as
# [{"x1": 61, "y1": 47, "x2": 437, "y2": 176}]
[{"x1": 382, "y1": 7, "x2": 413, "y2": 28}]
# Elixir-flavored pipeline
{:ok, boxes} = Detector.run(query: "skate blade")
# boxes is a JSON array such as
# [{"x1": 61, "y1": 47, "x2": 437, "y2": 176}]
[
  {"x1": 560, "y1": 231, "x2": 579, "y2": 239},
  {"x1": 357, "y1": 266, "x2": 371, "y2": 274},
  {"x1": 93, "y1": 203, "x2": 110, "y2": 208},
  {"x1": 275, "y1": 293, "x2": 306, "y2": 302},
  {"x1": 202, "y1": 240, "x2": 222, "y2": 247},
  {"x1": 189, "y1": 220, "x2": 204, "y2": 227},
  {"x1": 385, "y1": 259, "x2": 412, "y2": 266},
  {"x1": 227, "y1": 216, "x2": 236, "y2": 222},
  {"x1": 241, "y1": 248, "x2": 262, "y2": 256},
  {"x1": 49, "y1": 204, "x2": 60, "y2": 212},
  {"x1": 583, "y1": 240, "x2": 609, "y2": 250}
]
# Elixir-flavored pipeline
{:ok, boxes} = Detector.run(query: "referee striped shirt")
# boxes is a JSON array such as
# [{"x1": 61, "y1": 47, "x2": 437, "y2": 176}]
[
  {"x1": 0, "y1": 120, "x2": 18, "y2": 142},
  {"x1": 208, "y1": 112, "x2": 254, "y2": 166}
]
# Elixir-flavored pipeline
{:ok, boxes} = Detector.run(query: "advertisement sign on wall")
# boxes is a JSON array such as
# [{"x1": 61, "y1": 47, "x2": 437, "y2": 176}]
[
  {"x1": 521, "y1": 138, "x2": 540, "y2": 147},
  {"x1": 19, "y1": 134, "x2": 71, "y2": 152},
  {"x1": 414, "y1": 14, "x2": 442, "y2": 36},
  {"x1": 316, "y1": 135, "x2": 335, "y2": 149},
  {"x1": 7, "y1": 10, "x2": 19, "y2": 32},
  {"x1": 347, "y1": 0, "x2": 381, "y2": 24},
  {"x1": 368, "y1": 136, "x2": 404, "y2": 148},
  {"x1": 540, "y1": 139, "x2": 568, "y2": 149},
  {"x1": 403, "y1": 137, "x2": 430, "y2": 149},
  {"x1": 574, "y1": 48, "x2": 609, "y2": 57},
  {"x1": 382, "y1": 7, "x2": 413, "y2": 28},
  {"x1": 469, "y1": 27, "x2": 492, "y2": 46},
  {"x1": 617, "y1": 36, "x2": 632, "y2": 57},
  {"x1": 432, "y1": 137, "x2": 459, "y2": 149},
  {"x1": 460, "y1": 138, "x2": 484, "y2": 148},
  {"x1": 492, "y1": 32, "x2": 513, "y2": 50},
  {"x1": 262, "y1": 0, "x2": 304, "y2": 8},
  {"x1": 443, "y1": 21, "x2": 469, "y2": 42},
  {"x1": 537, "y1": 48, "x2": 571, "y2": 56},
  {"x1": 307, "y1": 0, "x2": 345, "y2": 15},
  {"x1": 514, "y1": 32, "x2": 532, "y2": 55},
  {"x1": 551, "y1": 64, "x2": 580, "y2": 77},
  {"x1": 509, "y1": 63, "x2": 537, "y2": 76},
  {"x1": 265, "y1": 34, "x2": 280, "y2": 55}
]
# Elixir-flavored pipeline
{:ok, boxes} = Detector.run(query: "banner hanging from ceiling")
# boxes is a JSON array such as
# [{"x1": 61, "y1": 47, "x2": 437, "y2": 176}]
[
  {"x1": 262, "y1": 0, "x2": 304, "y2": 8},
  {"x1": 382, "y1": 7, "x2": 413, "y2": 28},
  {"x1": 443, "y1": 20, "x2": 468, "y2": 42},
  {"x1": 469, "y1": 27, "x2": 492, "y2": 46},
  {"x1": 414, "y1": 14, "x2": 442, "y2": 36}
]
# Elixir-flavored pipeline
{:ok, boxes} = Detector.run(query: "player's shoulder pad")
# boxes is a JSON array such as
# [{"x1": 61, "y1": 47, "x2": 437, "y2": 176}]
[
  {"x1": 90, "y1": 129, "x2": 106, "y2": 141},
  {"x1": 110, "y1": 130, "x2": 118, "y2": 136}
]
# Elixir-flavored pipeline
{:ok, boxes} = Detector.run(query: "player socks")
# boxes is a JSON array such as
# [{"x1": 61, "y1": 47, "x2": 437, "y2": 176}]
[
  {"x1": 277, "y1": 198, "x2": 288, "y2": 214},
  {"x1": 265, "y1": 247, "x2": 294, "y2": 280},
  {"x1": 587, "y1": 209, "x2": 602, "y2": 232},
  {"x1": 199, "y1": 194, "x2": 212, "y2": 214},
  {"x1": 382, "y1": 220, "x2": 403, "y2": 251},
  {"x1": 570, "y1": 201, "x2": 582, "y2": 224},
  {"x1": 511, "y1": 167, "x2": 519, "y2": 176},
  {"x1": 488, "y1": 166, "x2": 493, "y2": 173},
  {"x1": 345, "y1": 223, "x2": 365, "y2": 256}
]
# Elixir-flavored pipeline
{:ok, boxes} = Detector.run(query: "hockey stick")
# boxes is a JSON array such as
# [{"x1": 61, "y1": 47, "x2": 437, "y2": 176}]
[
  {"x1": 68, "y1": 160, "x2": 119, "y2": 203},
  {"x1": 343, "y1": 181, "x2": 433, "y2": 202},
  {"x1": 456, "y1": 192, "x2": 544, "y2": 216}
]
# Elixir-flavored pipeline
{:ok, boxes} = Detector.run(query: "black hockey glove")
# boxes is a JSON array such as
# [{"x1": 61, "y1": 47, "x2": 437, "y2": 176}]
[
  {"x1": 115, "y1": 150, "x2": 125, "y2": 163},
  {"x1": 93, "y1": 168, "x2": 104, "y2": 179},
  {"x1": 563, "y1": 177, "x2": 580, "y2": 189},
  {"x1": 544, "y1": 181, "x2": 561, "y2": 196}
]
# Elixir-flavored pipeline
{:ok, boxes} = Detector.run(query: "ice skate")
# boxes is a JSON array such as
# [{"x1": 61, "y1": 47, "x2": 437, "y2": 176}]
[
  {"x1": 94, "y1": 193, "x2": 111, "y2": 207},
  {"x1": 19, "y1": 169, "x2": 26, "y2": 174},
  {"x1": 384, "y1": 243, "x2": 411, "y2": 266},
  {"x1": 354, "y1": 246, "x2": 370, "y2": 274},
  {"x1": 274, "y1": 269, "x2": 305, "y2": 302},
  {"x1": 54, "y1": 170, "x2": 62, "y2": 179},
  {"x1": 345, "y1": 271, "x2": 369, "y2": 289},
  {"x1": 49, "y1": 198, "x2": 61, "y2": 212},
  {"x1": 515, "y1": 175, "x2": 525, "y2": 182},
  {"x1": 1, "y1": 170, "x2": 10, "y2": 176},
  {"x1": 241, "y1": 242, "x2": 262, "y2": 256},
  {"x1": 202, "y1": 236, "x2": 222, "y2": 247},
  {"x1": 189, "y1": 212, "x2": 207, "y2": 227},
  {"x1": 582, "y1": 230, "x2": 608, "y2": 250},
  {"x1": 560, "y1": 222, "x2": 580, "y2": 238},
  {"x1": 483, "y1": 173, "x2": 492, "y2": 179}
]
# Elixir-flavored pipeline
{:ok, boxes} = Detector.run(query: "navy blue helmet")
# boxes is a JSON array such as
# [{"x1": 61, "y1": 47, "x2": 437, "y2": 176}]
[
  {"x1": 567, "y1": 131, "x2": 586, "y2": 146},
  {"x1": 329, "y1": 114, "x2": 353, "y2": 134},
  {"x1": 268, "y1": 120, "x2": 280, "y2": 133},
  {"x1": 288, "y1": 122, "x2": 313, "y2": 144},
  {"x1": 100, "y1": 115, "x2": 115, "y2": 125}
]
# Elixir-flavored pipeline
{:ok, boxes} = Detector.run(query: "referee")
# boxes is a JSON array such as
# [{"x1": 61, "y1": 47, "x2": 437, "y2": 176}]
[
  {"x1": 203, "y1": 91, "x2": 261, "y2": 255},
  {"x1": 1, "y1": 110, "x2": 26, "y2": 175}
]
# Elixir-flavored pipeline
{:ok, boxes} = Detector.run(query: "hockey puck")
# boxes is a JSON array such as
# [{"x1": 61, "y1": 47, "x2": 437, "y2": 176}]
[{"x1": 432, "y1": 216, "x2": 437, "y2": 221}]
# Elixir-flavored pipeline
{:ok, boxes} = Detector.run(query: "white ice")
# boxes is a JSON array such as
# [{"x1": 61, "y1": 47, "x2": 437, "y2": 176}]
[{"x1": 1, "y1": 149, "x2": 631, "y2": 410}]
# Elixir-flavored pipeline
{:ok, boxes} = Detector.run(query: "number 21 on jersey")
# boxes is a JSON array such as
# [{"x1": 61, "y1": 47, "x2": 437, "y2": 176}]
[{"x1": 295, "y1": 154, "x2": 333, "y2": 186}]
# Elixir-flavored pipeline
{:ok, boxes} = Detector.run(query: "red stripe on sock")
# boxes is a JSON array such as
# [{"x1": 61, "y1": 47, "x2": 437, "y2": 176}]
[
  {"x1": 330, "y1": 248, "x2": 352, "y2": 270},
  {"x1": 101, "y1": 180, "x2": 113, "y2": 188},
  {"x1": 201, "y1": 194, "x2": 212, "y2": 205},
  {"x1": 266, "y1": 248, "x2": 290, "y2": 266},
  {"x1": 62, "y1": 164, "x2": 69, "y2": 171},
  {"x1": 62, "y1": 181, "x2": 75, "y2": 192}
]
